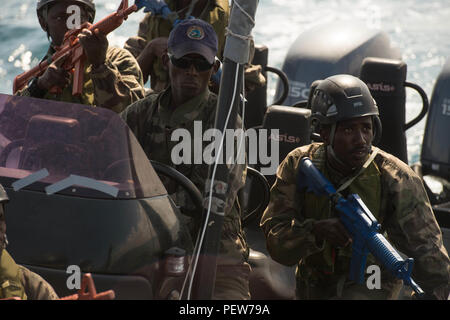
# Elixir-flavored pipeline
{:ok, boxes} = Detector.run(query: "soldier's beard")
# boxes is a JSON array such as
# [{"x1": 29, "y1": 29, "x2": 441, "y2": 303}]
[{"x1": 327, "y1": 144, "x2": 370, "y2": 176}]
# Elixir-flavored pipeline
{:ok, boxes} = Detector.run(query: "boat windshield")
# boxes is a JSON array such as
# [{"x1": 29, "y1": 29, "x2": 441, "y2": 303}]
[{"x1": 0, "y1": 94, "x2": 166, "y2": 199}]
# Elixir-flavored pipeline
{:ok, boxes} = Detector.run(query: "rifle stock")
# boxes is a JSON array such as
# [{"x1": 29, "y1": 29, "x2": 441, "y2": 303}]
[{"x1": 298, "y1": 156, "x2": 425, "y2": 296}]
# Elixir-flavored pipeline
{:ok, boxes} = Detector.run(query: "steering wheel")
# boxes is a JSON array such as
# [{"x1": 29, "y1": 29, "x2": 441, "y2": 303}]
[
  {"x1": 150, "y1": 160, "x2": 204, "y2": 218},
  {"x1": 0, "y1": 139, "x2": 25, "y2": 167}
]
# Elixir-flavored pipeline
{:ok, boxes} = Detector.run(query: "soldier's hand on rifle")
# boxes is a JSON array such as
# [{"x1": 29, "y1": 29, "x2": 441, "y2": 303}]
[
  {"x1": 137, "y1": 37, "x2": 168, "y2": 83},
  {"x1": 37, "y1": 54, "x2": 70, "y2": 91},
  {"x1": 77, "y1": 26, "x2": 108, "y2": 69},
  {"x1": 312, "y1": 218, "x2": 352, "y2": 248}
]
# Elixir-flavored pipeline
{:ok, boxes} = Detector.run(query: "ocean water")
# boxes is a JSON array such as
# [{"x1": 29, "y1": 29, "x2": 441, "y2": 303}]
[{"x1": 1, "y1": 0, "x2": 450, "y2": 165}]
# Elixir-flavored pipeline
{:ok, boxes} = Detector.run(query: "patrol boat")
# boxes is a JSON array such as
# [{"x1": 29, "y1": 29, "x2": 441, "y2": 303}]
[{"x1": 2, "y1": 15, "x2": 449, "y2": 301}]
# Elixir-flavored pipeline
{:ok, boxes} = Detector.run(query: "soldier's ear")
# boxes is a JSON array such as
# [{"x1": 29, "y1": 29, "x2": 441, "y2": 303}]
[{"x1": 162, "y1": 53, "x2": 169, "y2": 70}]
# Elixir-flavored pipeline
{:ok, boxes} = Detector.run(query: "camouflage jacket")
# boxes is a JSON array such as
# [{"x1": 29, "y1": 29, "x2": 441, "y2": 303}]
[
  {"x1": 124, "y1": 0, "x2": 229, "y2": 88},
  {"x1": 0, "y1": 250, "x2": 27, "y2": 300},
  {"x1": 261, "y1": 143, "x2": 450, "y2": 299},
  {"x1": 16, "y1": 46, "x2": 145, "y2": 113},
  {"x1": 120, "y1": 87, "x2": 248, "y2": 265}
]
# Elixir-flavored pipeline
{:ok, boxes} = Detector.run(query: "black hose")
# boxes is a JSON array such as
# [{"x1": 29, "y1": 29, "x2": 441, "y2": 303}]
[
  {"x1": 265, "y1": 66, "x2": 289, "y2": 106},
  {"x1": 242, "y1": 166, "x2": 271, "y2": 227},
  {"x1": 404, "y1": 81, "x2": 429, "y2": 131}
]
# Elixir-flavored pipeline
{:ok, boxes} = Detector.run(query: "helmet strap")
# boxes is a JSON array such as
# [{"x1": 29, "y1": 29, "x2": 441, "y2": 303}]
[{"x1": 327, "y1": 122, "x2": 353, "y2": 171}]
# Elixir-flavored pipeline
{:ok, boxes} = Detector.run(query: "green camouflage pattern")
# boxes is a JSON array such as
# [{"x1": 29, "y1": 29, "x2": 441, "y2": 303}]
[
  {"x1": 124, "y1": 0, "x2": 229, "y2": 88},
  {"x1": 16, "y1": 46, "x2": 145, "y2": 113},
  {"x1": 120, "y1": 88, "x2": 251, "y2": 299},
  {"x1": 18, "y1": 265, "x2": 59, "y2": 300},
  {"x1": 261, "y1": 143, "x2": 450, "y2": 299},
  {"x1": 0, "y1": 250, "x2": 27, "y2": 300}
]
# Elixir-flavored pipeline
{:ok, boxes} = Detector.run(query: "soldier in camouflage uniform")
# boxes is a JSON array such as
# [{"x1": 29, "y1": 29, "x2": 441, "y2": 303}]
[
  {"x1": 15, "y1": 0, "x2": 144, "y2": 113},
  {"x1": 260, "y1": 74, "x2": 450, "y2": 300},
  {"x1": 124, "y1": 0, "x2": 265, "y2": 94},
  {"x1": 124, "y1": 0, "x2": 229, "y2": 92},
  {"x1": 0, "y1": 185, "x2": 58, "y2": 300},
  {"x1": 121, "y1": 19, "x2": 251, "y2": 299}
]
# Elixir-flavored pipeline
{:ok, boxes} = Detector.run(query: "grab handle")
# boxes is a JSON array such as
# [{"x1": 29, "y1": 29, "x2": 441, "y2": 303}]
[{"x1": 404, "y1": 81, "x2": 429, "y2": 131}]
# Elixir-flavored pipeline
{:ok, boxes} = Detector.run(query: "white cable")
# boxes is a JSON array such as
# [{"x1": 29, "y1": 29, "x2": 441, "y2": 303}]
[
  {"x1": 179, "y1": 216, "x2": 202, "y2": 299},
  {"x1": 185, "y1": 63, "x2": 241, "y2": 299},
  {"x1": 233, "y1": 68, "x2": 247, "y2": 171},
  {"x1": 180, "y1": 67, "x2": 246, "y2": 300},
  {"x1": 181, "y1": 0, "x2": 253, "y2": 300}
]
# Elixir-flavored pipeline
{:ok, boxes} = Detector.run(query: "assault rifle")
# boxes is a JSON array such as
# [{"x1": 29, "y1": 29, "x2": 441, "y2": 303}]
[
  {"x1": 12, "y1": 0, "x2": 162, "y2": 96},
  {"x1": 298, "y1": 157, "x2": 424, "y2": 296}
]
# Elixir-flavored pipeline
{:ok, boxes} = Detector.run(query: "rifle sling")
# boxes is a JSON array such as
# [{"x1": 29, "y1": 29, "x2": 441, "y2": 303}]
[{"x1": 335, "y1": 147, "x2": 380, "y2": 194}]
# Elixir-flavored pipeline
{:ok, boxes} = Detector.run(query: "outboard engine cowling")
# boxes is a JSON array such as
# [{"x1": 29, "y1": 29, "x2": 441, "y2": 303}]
[
  {"x1": 276, "y1": 21, "x2": 401, "y2": 106},
  {"x1": 421, "y1": 58, "x2": 450, "y2": 181}
]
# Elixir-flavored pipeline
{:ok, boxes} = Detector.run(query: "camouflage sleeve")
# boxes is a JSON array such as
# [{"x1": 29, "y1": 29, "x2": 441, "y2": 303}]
[
  {"x1": 208, "y1": 0, "x2": 229, "y2": 60},
  {"x1": 380, "y1": 156, "x2": 450, "y2": 300},
  {"x1": 260, "y1": 148, "x2": 324, "y2": 266},
  {"x1": 90, "y1": 47, "x2": 145, "y2": 113},
  {"x1": 19, "y1": 266, "x2": 59, "y2": 300},
  {"x1": 119, "y1": 94, "x2": 158, "y2": 148},
  {"x1": 123, "y1": 13, "x2": 153, "y2": 59}
]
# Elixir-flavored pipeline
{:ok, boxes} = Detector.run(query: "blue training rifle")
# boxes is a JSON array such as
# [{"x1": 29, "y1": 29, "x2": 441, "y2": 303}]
[{"x1": 297, "y1": 157, "x2": 424, "y2": 296}]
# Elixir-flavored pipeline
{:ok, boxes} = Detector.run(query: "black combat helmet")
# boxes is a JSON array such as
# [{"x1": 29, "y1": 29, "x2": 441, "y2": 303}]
[
  {"x1": 37, "y1": 0, "x2": 96, "y2": 23},
  {"x1": 309, "y1": 74, "x2": 382, "y2": 144}
]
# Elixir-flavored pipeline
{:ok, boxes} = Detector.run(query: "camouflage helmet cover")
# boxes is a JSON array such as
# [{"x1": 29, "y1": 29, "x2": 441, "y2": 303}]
[{"x1": 309, "y1": 74, "x2": 379, "y2": 126}]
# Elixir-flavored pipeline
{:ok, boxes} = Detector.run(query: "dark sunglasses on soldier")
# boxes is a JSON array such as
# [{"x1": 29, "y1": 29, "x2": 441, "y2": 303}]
[{"x1": 168, "y1": 53, "x2": 214, "y2": 72}]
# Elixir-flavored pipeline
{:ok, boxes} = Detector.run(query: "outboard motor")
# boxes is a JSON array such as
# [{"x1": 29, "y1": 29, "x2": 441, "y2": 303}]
[
  {"x1": 276, "y1": 21, "x2": 401, "y2": 106},
  {"x1": 418, "y1": 58, "x2": 450, "y2": 251},
  {"x1": 421, "y1": 58, "x2": 450, "y2": 182}
]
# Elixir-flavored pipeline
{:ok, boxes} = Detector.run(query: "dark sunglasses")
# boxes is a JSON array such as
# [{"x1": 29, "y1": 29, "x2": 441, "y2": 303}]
[{"x1": 168, "y1": 53, "x2": 214, "y2": 72}]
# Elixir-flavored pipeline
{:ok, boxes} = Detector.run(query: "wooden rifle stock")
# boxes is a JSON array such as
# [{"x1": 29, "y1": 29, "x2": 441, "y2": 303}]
[{"x1": 13, "y1": 0, "x2": 138, "y2": 96}]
